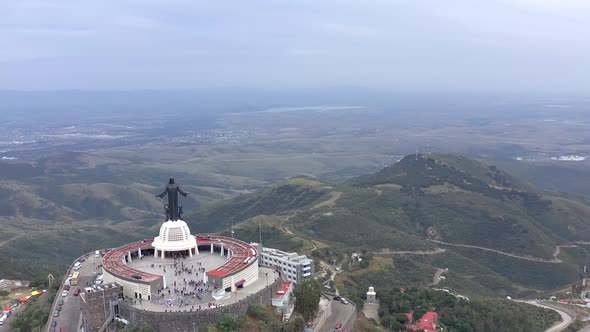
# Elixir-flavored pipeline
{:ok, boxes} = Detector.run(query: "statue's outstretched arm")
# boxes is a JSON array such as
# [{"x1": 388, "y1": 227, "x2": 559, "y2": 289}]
[
  {"x1": 156, "y1": 188, "x2": 167, "y2": 198},
  {"x1": 177, "y1": 186, "x2": 189, "y2": 197}
]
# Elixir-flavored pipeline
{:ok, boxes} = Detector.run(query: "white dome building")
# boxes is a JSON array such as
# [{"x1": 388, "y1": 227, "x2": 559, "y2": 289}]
[{"x1": 152, "y1": 219, "x2": 198, "y2": 258}]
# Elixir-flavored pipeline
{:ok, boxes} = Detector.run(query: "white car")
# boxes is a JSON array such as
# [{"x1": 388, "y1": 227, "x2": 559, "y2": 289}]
[{"x1": 61, "y1": 290, "x2": 68, "y2": 297}]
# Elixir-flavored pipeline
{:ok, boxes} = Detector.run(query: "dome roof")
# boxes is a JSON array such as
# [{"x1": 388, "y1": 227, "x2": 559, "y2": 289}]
[{"x1": 152, "y1": 219, "x2": 197, "y2": 252}]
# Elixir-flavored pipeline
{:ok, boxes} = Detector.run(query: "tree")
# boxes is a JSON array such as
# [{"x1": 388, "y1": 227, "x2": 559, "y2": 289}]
[
  {"x1": 413, "y1": 307, "x2": 427, "y2": 322},
  {"x1": 294, "y1": 278, "x2": 322, "y2": 321},
  {"x1": 395, "y1": 313, "x2": 409, "y2": 324},
  {"x1": 216, "y1": 314, "x2": 239, "y2": 332},
  {"x1": 125, "y1": 325, "x2": 156, "y2": 332},
  {"x1": 247, "y1": 304, "x2": 268, "y2": 321},
  {"x1": 289, "y1": 315, "x2": 306, "y2": 331},
  {"x1": 0, "y1": 290, "x2": 9, "y2": 297}
]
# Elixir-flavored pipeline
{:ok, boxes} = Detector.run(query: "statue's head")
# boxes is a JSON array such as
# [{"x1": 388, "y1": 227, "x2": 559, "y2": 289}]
[{"x1": 169, "y1": 178, "x2": 175, "y2": 184}]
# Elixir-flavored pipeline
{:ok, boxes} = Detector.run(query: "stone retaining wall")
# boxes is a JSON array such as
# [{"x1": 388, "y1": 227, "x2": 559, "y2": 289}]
[
  {"x1": 120, "y1": 278, "x2": 282, "y2": 331},
  {"x1": 341, "y1": 307, "x2": 357, "y2": 332}
]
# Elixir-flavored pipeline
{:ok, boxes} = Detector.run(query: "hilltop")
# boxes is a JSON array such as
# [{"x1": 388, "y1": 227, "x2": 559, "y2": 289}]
[{"x1": 191, "y1": 154, "x2": 590, "y2": 297}]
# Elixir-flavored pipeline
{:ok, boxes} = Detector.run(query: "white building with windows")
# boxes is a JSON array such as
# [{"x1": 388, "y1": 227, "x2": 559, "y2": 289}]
[{"x1": 255, "y1": 245, "x2": 314, "y2": 283}]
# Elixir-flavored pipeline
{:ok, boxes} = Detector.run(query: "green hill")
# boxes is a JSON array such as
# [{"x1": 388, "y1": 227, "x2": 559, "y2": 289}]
[
  {"x1": 3, "y1": 152, "x2": 590, "y2": 298},
  {"x1": 193, "y1": 153, "x2": 590, "y2": 297}
]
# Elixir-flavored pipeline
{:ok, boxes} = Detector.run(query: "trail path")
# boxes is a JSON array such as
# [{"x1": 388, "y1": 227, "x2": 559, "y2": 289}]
[
  {"x1": 371, "y1": 240, "x2": 577, "y2": 264},
  {"x1": 320, "y1": 260, "x2": 340, "y2": 295},
  {"x1": 280, "y1": 212, "x2": 297, "y2": 235},
  {"x1": 374, "y1": 248, "x2": 446, "y2": 256},
  {"x1": 427, "y1": 240, "x2": 576, "y2": 263}
]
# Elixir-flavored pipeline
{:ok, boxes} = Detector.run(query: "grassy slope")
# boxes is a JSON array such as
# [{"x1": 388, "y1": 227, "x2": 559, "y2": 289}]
[
  {"x1": 3, "y1": 151, "x2": 590, "y2": 297},
  {"x1": 207, "y1": 153, "x2": 590, "y2": 295},
  {"x1": 0, "y1": 152, "x2": 234, "y2": 279}
]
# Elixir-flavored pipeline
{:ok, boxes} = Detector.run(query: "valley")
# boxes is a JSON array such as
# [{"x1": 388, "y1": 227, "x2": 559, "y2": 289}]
[{"x1": 2, "y1": 97, "x2": 590, "y2": 331}]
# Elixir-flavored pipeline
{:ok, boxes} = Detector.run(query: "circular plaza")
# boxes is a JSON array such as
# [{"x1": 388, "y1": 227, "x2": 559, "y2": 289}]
[{"x1": 101, "y1": 234, "x2": 275, "y2": 311}]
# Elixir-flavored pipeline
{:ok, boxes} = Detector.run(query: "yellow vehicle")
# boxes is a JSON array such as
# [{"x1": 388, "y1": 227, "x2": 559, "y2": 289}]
[{"x1": 71, "y1": 272, "x2": 80, "y2": 286}]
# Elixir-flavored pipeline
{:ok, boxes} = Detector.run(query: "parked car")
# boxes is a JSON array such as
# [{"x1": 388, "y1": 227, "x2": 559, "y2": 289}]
[
  {"x1": 333, "y1": 296, "x2": 342, "y2": 301},
  {"x1": 74, "y1": 288, "x2": 81, "y2": 296},
  {"x1": 58, "y1": 299, "x2": 64, "y2": 306},
  {"x1": 335, "y1": 322, "x2": 343, "y2": 330},
  {"x1": 61, "y1": 290, "x2": 68, "y2": 297},
  {"x1": 51, "y1": 321, "x2": 57, "y2": 327},
  {"x1": 53, "y1": 310, "x2": 59, "y2": 317},
  {"x1": 64, "y1": 285, "x2": 70, "y2": 291},
  {"x1": 340, "y1": 298, "x2": 349, "y2": 305}
]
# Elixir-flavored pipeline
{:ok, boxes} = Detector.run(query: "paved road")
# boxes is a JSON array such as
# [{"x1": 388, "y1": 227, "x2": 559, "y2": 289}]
[
  {"x1": 428, "y1": 268, "x2": 445, "y2": 287},
  {"x1": 522, "y1": 301, "x2": 574, "y2": 332},
  {"x1": 48, "y1": 253, "x2": 102, "y2": 332},
  {"x1": 318, "y1": 299, "x2": 355, "y2": 332}
]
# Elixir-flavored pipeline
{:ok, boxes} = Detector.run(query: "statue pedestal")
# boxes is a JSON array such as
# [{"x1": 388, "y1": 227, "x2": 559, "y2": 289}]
[{"x1": 152, "y1": 219, "x2": 198, "y2": 259}]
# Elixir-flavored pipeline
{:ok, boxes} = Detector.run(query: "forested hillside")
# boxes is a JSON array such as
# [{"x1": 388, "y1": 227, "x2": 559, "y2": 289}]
[{"x1": 197, "y1": 154, "x2": 590, "y2": 297}]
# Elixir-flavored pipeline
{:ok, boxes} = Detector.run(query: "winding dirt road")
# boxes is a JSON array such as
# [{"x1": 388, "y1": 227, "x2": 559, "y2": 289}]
[
  {"x1": 373, "y1": 248, "x2": 446, "y2": 256},
  {"x1": 427, "y1": 240, "x2": 576, "y2": 263}
]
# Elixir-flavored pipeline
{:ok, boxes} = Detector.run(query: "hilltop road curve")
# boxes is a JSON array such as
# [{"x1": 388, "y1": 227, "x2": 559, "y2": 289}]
[
  {"x1": 428, "y1": 268, "x2": 445, "y2": 287},
  {"x1": 520, "y1": 300, "x2": 574, "y2": 332}
]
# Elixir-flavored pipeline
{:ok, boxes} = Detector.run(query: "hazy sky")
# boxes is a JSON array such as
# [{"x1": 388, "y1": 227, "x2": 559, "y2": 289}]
[{"x1": 1, "y1": 0, "x2": 589, "y2": 93}]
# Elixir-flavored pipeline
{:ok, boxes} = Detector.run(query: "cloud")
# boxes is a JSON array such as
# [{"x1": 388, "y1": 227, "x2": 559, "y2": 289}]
[
  {"x1": 0, "y1": 0, "x2": 588, "y2": 94},
  {"x1": 499, "y1": 0, "x2": 590, "y2": 17}
]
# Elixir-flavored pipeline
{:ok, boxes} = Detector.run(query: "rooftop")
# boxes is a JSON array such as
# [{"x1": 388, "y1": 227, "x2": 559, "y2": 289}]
[
  {"x1": 102, "y1": 238, "x2": 160, "y2": 282},
  {"x1": 102, "y1": 235, "x2": 258, "y2": 282},
  {"x1": 261, "y1": 247, "x2": 312, "y2": 264},
  {"x1": 414, "y1": 311, "x2": 438, "y2": 332},
  {"x1": 202, "y1": 236, "x2": 258, "y2": 278},
  {"x1": 272, "y1": 282, "x2": 293, "y2": 300}
]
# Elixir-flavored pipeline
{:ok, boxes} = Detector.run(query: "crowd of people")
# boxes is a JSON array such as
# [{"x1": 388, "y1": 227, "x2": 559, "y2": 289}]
[{"x1": 151, "y1": 256, "x2": 217, "y2": 308}]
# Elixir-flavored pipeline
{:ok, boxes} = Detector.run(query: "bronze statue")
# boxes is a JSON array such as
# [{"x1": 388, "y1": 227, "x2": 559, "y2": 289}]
[{"x1": 156, "y1": 178, "x2": 189, "y2": 221}]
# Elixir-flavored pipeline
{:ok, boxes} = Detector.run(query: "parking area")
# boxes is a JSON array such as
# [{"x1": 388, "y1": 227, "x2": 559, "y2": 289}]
[
  {"x1": 47, "y1": 253, "x2": 103, "y2": 332},
  {"x1": 0, "y1": 296, "x2": 31, "y2": 332},
  {"x1": 0, "y1": 288, "x2": 52, "y2": 331}
]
